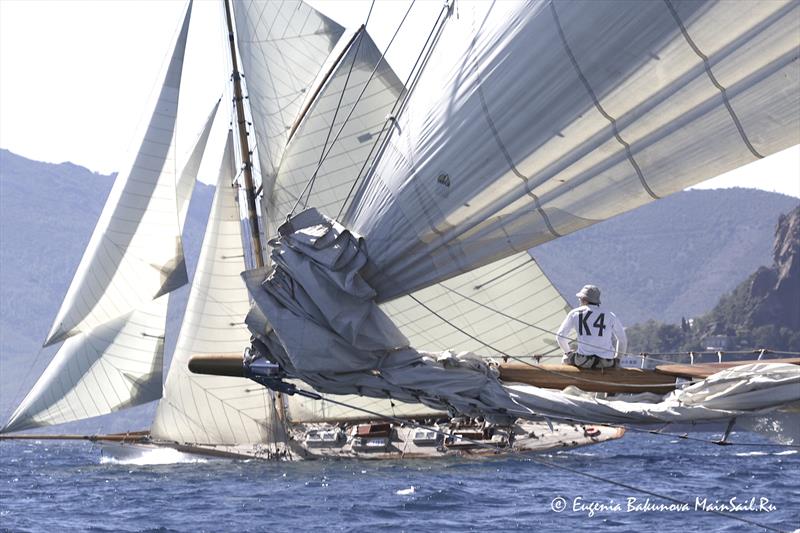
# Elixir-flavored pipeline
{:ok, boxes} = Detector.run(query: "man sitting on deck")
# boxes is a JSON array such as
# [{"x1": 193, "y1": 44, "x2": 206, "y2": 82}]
[{"x1": 556, "y1": 285, "x2": 627, "y2": 369}]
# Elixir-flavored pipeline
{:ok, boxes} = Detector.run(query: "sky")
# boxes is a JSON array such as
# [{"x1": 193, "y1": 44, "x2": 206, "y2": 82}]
[{"x1": 0, "y1": 0, "x2": 798, "y2": 197}]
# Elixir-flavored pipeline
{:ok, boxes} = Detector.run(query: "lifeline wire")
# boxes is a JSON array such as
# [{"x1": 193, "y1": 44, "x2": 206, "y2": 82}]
[{"x1": 293, "y1": 386, "x2": 789, "y2": 533}]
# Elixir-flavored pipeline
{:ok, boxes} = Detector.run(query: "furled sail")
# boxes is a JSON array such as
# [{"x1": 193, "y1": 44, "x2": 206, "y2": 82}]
[
  {"x1": 43, "y1": 4, "x2": 194, "y2": 347},
  {"x1": 262, "y1": 27, "x2": 405, "y2": 242},
  {"x1": 345, "y1": 0, "x2": 800, "y2": 300},
  {"x1": 232, "y1": 0, "x2": 345, "y2": 197},
  {"x1": 151, "y1": 133, "x2": 279, "y2": 445}
]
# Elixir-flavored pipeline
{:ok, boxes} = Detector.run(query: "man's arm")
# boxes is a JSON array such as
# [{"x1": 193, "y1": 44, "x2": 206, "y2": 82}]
[{"x1": 556, "y1": 312, "x2": 574, "y2": 355}]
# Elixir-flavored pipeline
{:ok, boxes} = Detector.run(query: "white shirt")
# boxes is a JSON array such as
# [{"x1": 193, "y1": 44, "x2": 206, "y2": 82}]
[{"x1": 556, "y1": 303, "x2": 627, "y2": 359}]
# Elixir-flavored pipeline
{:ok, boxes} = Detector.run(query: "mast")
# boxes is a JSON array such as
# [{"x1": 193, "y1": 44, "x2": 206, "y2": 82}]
[
  {"x1": 222, "y1": 0, "x2": 287, "y2": 425},
  {"x1": 223, "y1": 0, "x2": 263, "y2": 268}
]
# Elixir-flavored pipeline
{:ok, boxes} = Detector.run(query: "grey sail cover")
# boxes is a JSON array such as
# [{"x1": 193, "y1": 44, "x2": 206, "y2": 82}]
[
  {"x1": 344, "y1": 0, "x2": 800, "y2": 300},
  {"x1": 243, "y1": 209, "x2": 800, "y2": 428}
]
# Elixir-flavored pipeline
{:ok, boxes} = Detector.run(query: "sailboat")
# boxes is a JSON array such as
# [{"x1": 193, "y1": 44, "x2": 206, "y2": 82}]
[{"x1": 0, "y1": 0, "x2": 630, "y2": 460}]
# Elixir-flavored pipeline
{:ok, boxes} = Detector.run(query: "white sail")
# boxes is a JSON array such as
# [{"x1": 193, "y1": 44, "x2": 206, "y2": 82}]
[
  {"x1": 44, "y1": 4, "x2": 194, "y2": 347},
  {"x1": 383, "y1": 252, "x2": 568, "y2": 360},
  {"x1": 262, "y1": 28, "x2": 404, "y2": 241},
  {"x1": 177, "y1": 98, "x2": 220, "y2": 228},
  {"x1": 232, "y1": 0, "x2": 345, "y2": 195},
  {"x1": 4, "y1": 297, "x2": 167, "y2": 433},
  {"x1": 345, "y1": 0, "x2": 800, "y2": 300},
  {"x1": 151, "y1": 133, "x2": 278, "y2": 445}
]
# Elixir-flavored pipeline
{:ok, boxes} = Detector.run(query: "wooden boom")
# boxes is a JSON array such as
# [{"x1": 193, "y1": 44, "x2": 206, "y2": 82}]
[{"x1": 187, "y1": 354, "x2": 800, "y2": 395}]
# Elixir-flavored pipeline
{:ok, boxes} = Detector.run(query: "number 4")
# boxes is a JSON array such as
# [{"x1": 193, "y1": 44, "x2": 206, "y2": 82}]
[{"x1": 593, "y1": 313, "x2": 606, "y2": 336}]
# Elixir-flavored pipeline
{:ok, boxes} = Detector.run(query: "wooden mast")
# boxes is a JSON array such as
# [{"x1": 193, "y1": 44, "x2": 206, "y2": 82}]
[{"x1": 222, "y1": 0, "x2": 287, "y2": 425}]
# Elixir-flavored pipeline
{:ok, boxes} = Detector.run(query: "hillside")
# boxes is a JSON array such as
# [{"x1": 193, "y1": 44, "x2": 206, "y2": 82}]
[
  {"x1": 627, "y1": 205, "x2": 800, "y2": 353},
  {"x1": 533, "y1": 188, "x2": 799, "y2": 325}
]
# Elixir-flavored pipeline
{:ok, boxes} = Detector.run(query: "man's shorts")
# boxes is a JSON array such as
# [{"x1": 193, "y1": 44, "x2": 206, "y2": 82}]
[{"x1": 564, "y1": 353, "x2": 617, "y2": 369}]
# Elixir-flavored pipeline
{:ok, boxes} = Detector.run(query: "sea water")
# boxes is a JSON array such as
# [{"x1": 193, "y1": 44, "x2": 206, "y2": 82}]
[{"x1": 1, "y1": 432, "x2": 797, "y2": 532}]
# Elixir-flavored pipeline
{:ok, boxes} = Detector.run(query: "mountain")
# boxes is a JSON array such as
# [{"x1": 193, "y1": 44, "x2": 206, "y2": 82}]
[
  {"x1": 0, "y1": 149, "x2": 214, "y2": 422},
  {"x1": 532, "y1": 188, "x2": 799, "y2": 325},
  {"x1": 627, "y1": 205, "x2": 800, "y2": 353}
]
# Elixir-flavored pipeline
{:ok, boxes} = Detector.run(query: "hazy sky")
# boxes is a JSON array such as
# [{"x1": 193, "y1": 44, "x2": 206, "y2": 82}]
[{"x1": 0, "y1": 0, "x2": 797, "y2": 196}]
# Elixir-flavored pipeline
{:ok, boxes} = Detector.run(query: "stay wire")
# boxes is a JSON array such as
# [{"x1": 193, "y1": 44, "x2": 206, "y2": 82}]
[
  {"x1": 290, "y1": 0, "x2": 379, "y2": 217},
  {"x1": 336, "y1": 0, "x2": 451, "y2": 220},
  {"x1": 297, "y1": 388, "x2": 789, "y2": 533}
]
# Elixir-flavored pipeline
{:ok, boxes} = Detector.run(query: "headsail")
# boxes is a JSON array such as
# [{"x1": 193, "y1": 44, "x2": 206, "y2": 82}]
[
  {"x1": 43, "y1": 4, "x2": 194, "y2": 347},
  {"x1": 151, "y1": 133, "x2": 279, "y2": 445},
  {"x1": 345, "y1": 0, "x2": 800, "y2": 300}
]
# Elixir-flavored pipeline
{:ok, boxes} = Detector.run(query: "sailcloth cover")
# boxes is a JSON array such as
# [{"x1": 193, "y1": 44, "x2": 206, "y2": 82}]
[{"x1": 244, "y1": 0, "x2": 800, "y2": 426}]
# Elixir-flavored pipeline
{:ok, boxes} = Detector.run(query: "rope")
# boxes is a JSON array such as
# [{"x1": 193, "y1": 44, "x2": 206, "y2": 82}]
[
  {"x1": 336, "y1": 0, "x2": 452, "y2": 220},
  {"x1": 294, "y1": 2, "x2": 376, "y2": 213},
  {"x1": 289, "y1": 0, "x2": 382, "y2": 217},
  {"x1": 294, "y1": 387, "x2": 789, "y2": 533}
]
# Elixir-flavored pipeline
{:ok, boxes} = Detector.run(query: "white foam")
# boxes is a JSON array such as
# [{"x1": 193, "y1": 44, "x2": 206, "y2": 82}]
[
  {"x1": 396, "y1": 486, "x2": 415, "y2": 495},
  {"x1": 100, "y1": 446, "x2": 209, "y2": 465},
  {"x1": 734, "y1": 451, "x2": 768, "y2": 457}
]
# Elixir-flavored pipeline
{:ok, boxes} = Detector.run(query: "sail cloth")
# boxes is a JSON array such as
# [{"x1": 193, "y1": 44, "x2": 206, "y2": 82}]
[
  {"x1": 382, "y1": 252, "x2": 568, "y2": 360},
  {"x1": 232, "y1": 0, "x2": 345, "y2": 194},
  {"x1": 43, "y1": 4, "x2": 194, "y2": 347},
  {"x1": 151, "y1": 133, "x2": 280, "y2": 445},
  {"x1": 262, "y1": 27, "x2": 405, "y2": 243},
  {"x1": 243, "y1": 210, "x2": 800, "y2": 427},
  {"x1": 344, "y1": 0, "x2": 800, "y2": 300},
  {"x1": 3, "y1": 298, "x2": 168, "y2": 433}
]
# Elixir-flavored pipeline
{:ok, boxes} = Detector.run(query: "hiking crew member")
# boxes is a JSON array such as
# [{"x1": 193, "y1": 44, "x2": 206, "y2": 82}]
[{"x1": 557, "y1": 285, "x2": 627, "y2": 369}]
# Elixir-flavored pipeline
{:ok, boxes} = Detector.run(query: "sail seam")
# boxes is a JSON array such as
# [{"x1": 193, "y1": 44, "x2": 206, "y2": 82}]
[
  {"x1": 477, "y1": 86, "x2": 562, "y2": 238},
  {"x1": 549, "y1": 1, "x2": 660, "y2": 200},
  {"x1": 663, "y1": 0, "x2": 765, "y2": 160}
]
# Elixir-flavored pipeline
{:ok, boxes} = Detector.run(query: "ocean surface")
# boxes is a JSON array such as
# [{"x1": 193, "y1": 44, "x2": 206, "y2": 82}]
[{"x1": 1, "y1": 432, "x2": 797, "y2": 533}]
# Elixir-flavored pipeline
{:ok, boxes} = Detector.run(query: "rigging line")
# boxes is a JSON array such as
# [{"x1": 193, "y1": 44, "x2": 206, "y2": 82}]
[
  {"x1": 290, "y1": 1, "x2": 377, "y2": 216},
  {"x1": 407, "y1": 294, "x2": 707, "y2": 390},
  {"x1": 336, "y1": 0, "x2": 450, "y2": 220},
  {"x1": 617, "y1": 423, "x2": 800, "y2": 449},
  {"x1": 297, "y1": 389, "x2": 787, "y2": 533},
  {"x1": 3, "y1": 343, "x2": 51, "y2": 428},
  {"x1": 299, "y1": 27, "x2": 371, "y2": 211}
]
